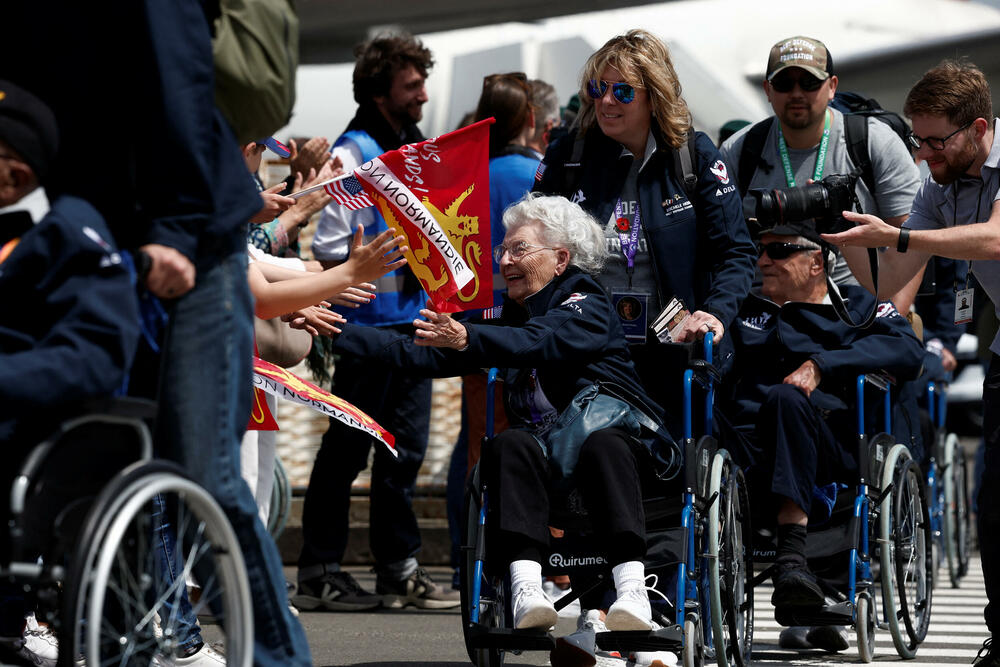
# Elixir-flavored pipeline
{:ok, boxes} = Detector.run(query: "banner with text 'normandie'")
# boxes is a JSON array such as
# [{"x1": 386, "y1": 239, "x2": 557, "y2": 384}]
[
  {"x1": 252, "y1": 357, "x2": 396, "y2": 455},
  {"x1": 355, "y1": 118, "x2": 494, "y2": 312}
]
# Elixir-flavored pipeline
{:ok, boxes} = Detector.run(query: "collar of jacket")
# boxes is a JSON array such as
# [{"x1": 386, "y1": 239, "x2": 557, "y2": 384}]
[
  {"x1": 0, "y1": 210, "x2": 34, "y2": 246},
  {"x1": 499, "y1": 266, "x2": 585, "y2": 320},
  {"x1": 345, "y1": 102, "x2": 424, "y2": 152}
]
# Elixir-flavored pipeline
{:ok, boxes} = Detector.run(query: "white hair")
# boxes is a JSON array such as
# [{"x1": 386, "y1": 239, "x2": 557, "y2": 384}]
[{"x1": 502, "y1": 193, "x2": 608, "y2": 274}]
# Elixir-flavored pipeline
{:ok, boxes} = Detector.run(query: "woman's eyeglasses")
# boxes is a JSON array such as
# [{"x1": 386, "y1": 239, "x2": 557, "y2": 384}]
[
  {"x1": 492, "y1": 241, "x2": 555, "y2": 263},
  {"x1": 906, "y1": 122, "x2": 972, "y2": 151},
  {"x1": 586, "y1": 79, "x2": 636, "y2": 104},
  {"x1": 769, "y1": 71, "x2": 824, "y2": 93},
  {"x1": 758, "y1": 242, "x2": 819, "y2": 260}
]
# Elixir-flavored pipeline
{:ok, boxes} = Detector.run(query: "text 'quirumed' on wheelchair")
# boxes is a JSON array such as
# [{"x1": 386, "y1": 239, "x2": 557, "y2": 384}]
[
  {"x1": 459, "y1": 335, "x2": 754, "y2": 667},
  {"x1": 1, "y1": 398, "x2": 253, "y2": 666},
  {"x1": 750, "y1": 373, "x2": 933, "y2": 663}
]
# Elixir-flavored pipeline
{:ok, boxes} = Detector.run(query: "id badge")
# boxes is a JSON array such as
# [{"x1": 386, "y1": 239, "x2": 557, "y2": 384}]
[
  {"x1": 955, "y1": 288, "x2": 974, "y2": 325},
  {"x1": 612, "y1": 291, "x2": 648, "y2": 342}
]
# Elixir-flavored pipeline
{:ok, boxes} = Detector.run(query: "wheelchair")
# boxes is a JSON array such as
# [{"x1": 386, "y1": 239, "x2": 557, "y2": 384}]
[
  {"x1": 460, "y1": 335, "x2": 754, "y2": 667},
  {"x1": 268, "y1": 454, "x2": 293, "y2": 540},
  {"x1": 749, "y1": 373, "x2": 933, "y2": 662},
  {"x1": 923, "y1": 381, "x2": 972, "y2": 589},
  {"x1": 1, "y1": 399, "x2": 253, "y2": 666}
]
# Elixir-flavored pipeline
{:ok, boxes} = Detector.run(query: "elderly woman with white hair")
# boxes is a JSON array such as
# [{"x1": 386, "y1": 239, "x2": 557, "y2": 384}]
[{"x1": 327, "y1": 193, "x2": 673, "y2": 632}]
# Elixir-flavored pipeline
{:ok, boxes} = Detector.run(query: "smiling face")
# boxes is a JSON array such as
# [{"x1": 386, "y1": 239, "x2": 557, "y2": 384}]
[
  {"x1": 376, "y1": 64, "x2": 428, "y2": 132},
  {"x1": 757, "y1": 233, "x2": 825, "y2": 303},
  {"x1": 593, "y1": 65, "x2": 651, "y2": 155},
  {"x1": 500, "y1": 221, "x2": 569, "y2": 304},
  {"x1": 765, "y1": 68, "x2": 837, "y2": 132},
  {"x1": 909, "y1": 112, "x2": 980, "y2": 185}
]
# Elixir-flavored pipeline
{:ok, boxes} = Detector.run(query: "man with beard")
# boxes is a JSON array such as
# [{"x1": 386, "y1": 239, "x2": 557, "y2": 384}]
[
  {"x1": 825, "y1": 60, "x2": 999, "y2": 666},
  {"x1": 721, "y1": 36, "x2": 920, "y2": 289},
  {"x1": 294, "y1": 32, "x2": 460, "y2": 612}
]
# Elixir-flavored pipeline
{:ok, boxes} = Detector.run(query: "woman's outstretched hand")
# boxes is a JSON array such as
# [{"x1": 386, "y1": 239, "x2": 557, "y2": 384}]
[{"x1": 414, "y1": 301, "x2": 469, "y2": 349}]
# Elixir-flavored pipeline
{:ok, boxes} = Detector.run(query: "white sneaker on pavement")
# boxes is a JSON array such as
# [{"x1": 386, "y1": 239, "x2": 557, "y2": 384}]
[
  {"x1": 17, "y1": 613, "x2": 58, "y2": 667},
  {"x1": 512, "y1": 584, "x2": 558, "y2": 630},
  {"x1": 605, "y1": 586, "x2": 652, "y2": 632}
]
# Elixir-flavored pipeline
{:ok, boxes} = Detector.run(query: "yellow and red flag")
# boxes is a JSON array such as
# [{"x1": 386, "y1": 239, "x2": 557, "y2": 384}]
[
  {"x1": 251, "y1": 357, "x2": 396, "y2": 455},
  {"x1": 353, "y1": 118, "x2": 494, "y2": 312}
]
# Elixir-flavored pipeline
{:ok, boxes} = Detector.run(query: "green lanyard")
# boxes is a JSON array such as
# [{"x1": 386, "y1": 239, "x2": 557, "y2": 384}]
[{"x1": 777, "y1": 109, "x2": 831, "y2": 187}]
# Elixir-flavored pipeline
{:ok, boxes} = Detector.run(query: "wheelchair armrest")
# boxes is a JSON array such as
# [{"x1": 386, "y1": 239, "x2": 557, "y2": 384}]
[{"x1": 858, "y1": 372, "x2": 894, "y2": 394}]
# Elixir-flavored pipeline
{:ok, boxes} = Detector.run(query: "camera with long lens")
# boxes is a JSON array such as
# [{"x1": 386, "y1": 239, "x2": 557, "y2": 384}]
[{"x1": 750, "y1": 173, "x2": 859, "y2": 235}]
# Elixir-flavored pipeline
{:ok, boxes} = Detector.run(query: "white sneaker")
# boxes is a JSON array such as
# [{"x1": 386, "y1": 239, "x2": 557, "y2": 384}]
[
  {"x1": 156, "y1": 642, "x2": 227, "y2": 666},
  {"x1": 629, "y1": 649, "x2": 678, "y2": 667},
  {"x1": 606, "y1": 586, "x2": 652, "y2": 631},
  {"x1": 511, "y1": 584, "x2": 557, "y2": 630},
  {"x1": 578, "y1": 608, "x2": 609, "y2": 634},
  {"x1": 18, "y1": 613, "x2": 58, "y2": 667}
]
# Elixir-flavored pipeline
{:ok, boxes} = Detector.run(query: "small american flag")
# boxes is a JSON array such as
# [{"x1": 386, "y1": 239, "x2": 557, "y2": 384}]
[{"x1": 324, "y1": 175, "x2": 374, "y2": 211}]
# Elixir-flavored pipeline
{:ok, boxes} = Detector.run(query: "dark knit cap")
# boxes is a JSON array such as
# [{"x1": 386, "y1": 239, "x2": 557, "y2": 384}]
[{"x1": 0, "y1": 80, "x2": 59, "y2": 184}]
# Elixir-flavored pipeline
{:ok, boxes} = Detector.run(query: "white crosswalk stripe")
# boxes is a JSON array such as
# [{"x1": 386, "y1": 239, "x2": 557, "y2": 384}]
[{"x1": 749, "y1": 555, "x2": 989, "y2": 665}]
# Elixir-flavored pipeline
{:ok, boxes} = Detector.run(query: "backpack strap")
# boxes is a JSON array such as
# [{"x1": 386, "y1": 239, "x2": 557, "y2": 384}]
[
  {"x1": 737, "y1": 117, "x2": 775, "y2": 200},
  {"x1": 558, "y1": 130, "x2": 587, "y2": 198},
  {"x1": 843, "y1": 113, "x2": 876, "y2": 199},
  {"x1": 671, "y1": 129, "x2": 699, "y2": 197}
]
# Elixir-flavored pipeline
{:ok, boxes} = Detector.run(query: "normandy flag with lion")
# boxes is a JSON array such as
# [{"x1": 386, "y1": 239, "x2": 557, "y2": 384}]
[{"x1": 250, "y1": 119, "x2": 495, "y2": 447}]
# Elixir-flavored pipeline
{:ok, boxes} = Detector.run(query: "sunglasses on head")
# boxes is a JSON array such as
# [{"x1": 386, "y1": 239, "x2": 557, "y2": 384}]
[
  {"x1": 587, "y1": 79, "x2": 636, "y2": 104},
  {"x1": 758, "y1": 241, "x2": 819, "y2": 260},
  {"x1": 769, "y1": 71, "x2": 824, "y2": 93}
]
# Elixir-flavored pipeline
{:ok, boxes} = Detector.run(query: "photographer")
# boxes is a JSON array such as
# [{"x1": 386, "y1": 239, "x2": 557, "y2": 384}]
[
  {"x1": 825, "y1": 61, "x2": 1000, "y2": 666},
  {"x1": 720, "y1": 36, "x2": 920, "y2": 299}
]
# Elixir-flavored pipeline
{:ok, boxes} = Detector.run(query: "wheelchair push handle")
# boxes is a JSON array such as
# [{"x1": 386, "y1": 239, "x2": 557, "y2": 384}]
[{"x1": 855, "y1": 372, "x2": 893, "y2": 437}]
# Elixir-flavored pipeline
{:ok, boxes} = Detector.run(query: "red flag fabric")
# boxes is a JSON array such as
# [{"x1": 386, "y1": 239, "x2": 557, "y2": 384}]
[
  {"x1": 247, "y1": 386, "x2": 279, "y2": 431},
  {"x1": 352, "y1": 118, "x2": 495, "y2": 312},
  {"x1": 252, "y1": 357, "x2": 396, "y2": 455}
]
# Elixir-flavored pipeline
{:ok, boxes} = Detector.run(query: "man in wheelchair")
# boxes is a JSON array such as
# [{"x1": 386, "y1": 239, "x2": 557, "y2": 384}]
[
  {"x1": 0, "y1": 81, "x2": 139, "y2": 664},
  {"x1": 719, "y1": 220, "x2": 924, "y2": 621}
]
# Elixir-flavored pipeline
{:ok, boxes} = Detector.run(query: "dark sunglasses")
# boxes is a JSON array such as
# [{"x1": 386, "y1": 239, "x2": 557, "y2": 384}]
[
  {"x1": 906, "y1": 122, "x2": 972, "y2": 151},
  {"x1": 758, "y1": 242, "x2": 818, "y2": 260},
  {"x1": 769, "y1": 71, "x2": 824, "y2": 93},
  {"x1": 586, "y1": 79, "x2": 636, "y2": 104}
]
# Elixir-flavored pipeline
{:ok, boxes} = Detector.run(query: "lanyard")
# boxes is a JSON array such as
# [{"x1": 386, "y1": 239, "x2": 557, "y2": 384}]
[
  {"x1": 614, "y1": 198, "x2": 642, "y2": 282},
  {"x1": 777, "y1": 109, "x2": 831, "y2": 187}
]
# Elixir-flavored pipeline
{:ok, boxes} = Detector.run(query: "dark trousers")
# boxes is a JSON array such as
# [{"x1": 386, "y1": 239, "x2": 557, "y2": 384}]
[
  {"x1": 980, "y1": 354, "x2": 1000, "y2": 633},
  {"x1": 298, "y1": 344, "x2": 432, "y2": 571},
  {"x1": 727, "y1": 384, "x2": 857, "y2": 518},
  {"x1": 480, "y1": 427, "x2": 646, "y2": 567}
]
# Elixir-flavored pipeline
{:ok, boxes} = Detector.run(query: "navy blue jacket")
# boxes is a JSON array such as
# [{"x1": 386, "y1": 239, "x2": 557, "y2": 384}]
[
  {"x1": 723, "y1": 286, "x2": 925, "y2": 430},
  {"x1": 534, "y1": 126, "x2": 756, "y2": 339},
  {"x1": 0, "y1": 197, "x2": 140, "y2": 444},
  {"x1": 330, "y1": 267, "x2": 661, "y2": 429}
]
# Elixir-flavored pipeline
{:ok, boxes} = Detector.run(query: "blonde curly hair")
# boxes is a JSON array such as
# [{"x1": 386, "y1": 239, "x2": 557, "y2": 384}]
[{"x1": 577, "y1": 29, "x2": 692, "y2": 149}]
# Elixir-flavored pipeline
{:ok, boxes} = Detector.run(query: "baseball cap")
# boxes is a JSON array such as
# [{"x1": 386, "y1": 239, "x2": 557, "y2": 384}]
[
  {"x1": 758, "y1": 220, "x2": 824, "y2": 247},
  {"x1": 766, "y1": 36, "x2": 833, "y2": 82},
  {"x1": 258, "y1": 136, "x2": 291, "y2": 158},
  {"x1": 0, "y1": 80, "x2": 59, "y2": 185}
]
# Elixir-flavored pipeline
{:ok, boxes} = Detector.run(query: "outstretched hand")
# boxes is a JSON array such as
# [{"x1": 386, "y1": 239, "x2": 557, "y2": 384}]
[
  {"x1": 283, "y1": 303, "x2": 346, "y2": 336},
  {"x1": 414, "y1": 301, "x2": 468, "y2": 349},
  {"x1": 326, "y1": 284, "x2": 377, "y2": 308},
  {"x1": 344, "y1": 225, "x2": 408, "y2": 284},
  {"x1": 821, "y1": 210, "x2": 898, "y2": 249}
]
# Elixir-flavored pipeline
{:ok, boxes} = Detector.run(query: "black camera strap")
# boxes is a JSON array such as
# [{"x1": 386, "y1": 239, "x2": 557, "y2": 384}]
[{"x1": 824, "y1": 189, "x2": 879, "y2": 329}]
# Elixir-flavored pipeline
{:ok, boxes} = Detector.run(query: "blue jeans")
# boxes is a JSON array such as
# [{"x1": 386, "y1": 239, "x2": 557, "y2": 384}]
[
  {"x1": 156, "y1": 250, "x2": 310, "y2": 666},
  {"x1": 151, "y1": 493, "x2": 201, "y2": 653}
]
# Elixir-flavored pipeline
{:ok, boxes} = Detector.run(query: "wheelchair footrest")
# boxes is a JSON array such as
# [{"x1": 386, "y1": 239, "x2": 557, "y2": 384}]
[
  {"x1": 775, "y1": 601, "x2": 854, "y2": 627},
  {"x1": 596, "y1": 626, "x2": 684, "y2": 652},
  {"x1": 465, "y1": 623, "x2": 556, "y2": 651}
]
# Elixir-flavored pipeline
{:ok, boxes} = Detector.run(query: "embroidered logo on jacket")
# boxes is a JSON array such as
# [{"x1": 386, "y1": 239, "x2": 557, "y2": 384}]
[{"x1": 710, "y1": 160, "x2": 730, "y2": 184}]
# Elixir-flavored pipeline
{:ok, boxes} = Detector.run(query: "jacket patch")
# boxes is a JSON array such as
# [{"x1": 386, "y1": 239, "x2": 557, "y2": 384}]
[
  {"x1": 741, "y1": 312, "x2": 772, "y2": 330},
  {"x1": 876, "y1": 302, "x2": 899, "y2": 319},
  {"x1": 570, "y1": 189, "x2": 586, "y2": 204},
  {"x1": 710, "y1": 160, "x2": 730, "y2": 184},
  {"x1": 560, "y1": 293, "x2": 587, "y2": 306}
]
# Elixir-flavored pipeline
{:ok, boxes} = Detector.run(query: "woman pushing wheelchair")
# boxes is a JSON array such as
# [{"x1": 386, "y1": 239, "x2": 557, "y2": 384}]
[{"x1": 326, "y1": 193, "x2": 679, "y2": 632}]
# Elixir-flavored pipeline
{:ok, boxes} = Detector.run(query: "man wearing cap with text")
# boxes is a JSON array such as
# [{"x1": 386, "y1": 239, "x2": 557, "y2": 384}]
[
  {"x1": 719, "y1": 219, "x2": 923, "y2": 649},
  {"x1": 721, "y1": 36, "x2": 920, "y2": 295}
]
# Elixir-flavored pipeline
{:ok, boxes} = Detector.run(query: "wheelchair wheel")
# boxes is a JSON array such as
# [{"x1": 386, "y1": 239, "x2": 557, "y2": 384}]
[
  {"x1": 879, "y1": 444, "x2": 932, "y2": 658},
  {"x1": 267, "y1": 454, "x2": 292, "y2": 540},
  {"x1": 59, "y1": 461, "x2": 253, "y2": 667},
  {"x1": 683, "y1": 613, "x2": 704, "y2": 667},
  {"x1": 707, "y1": 451, "x2": 753, "y2": 667},
  {"x1": 856, "y1": 591, "x2": 876, "y2": 663},
  {"x1": 943, "y1": 433, "x2": 972, "y2": 586},
  {"x1": 460, "y1": 469, "x2": 507, "y2": 667}
]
